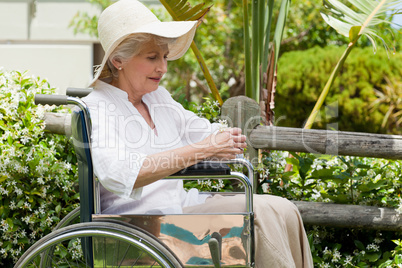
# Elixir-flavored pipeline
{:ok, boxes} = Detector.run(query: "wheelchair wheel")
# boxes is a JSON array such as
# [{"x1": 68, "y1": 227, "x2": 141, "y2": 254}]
[{"x1": 15, "y1": 222, "x2": 182, "y2": 268}]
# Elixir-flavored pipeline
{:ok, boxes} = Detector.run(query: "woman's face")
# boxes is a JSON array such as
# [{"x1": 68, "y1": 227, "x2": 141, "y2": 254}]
[{"x1": 117, "y1": 39, "x2": 169, "y2": 101}]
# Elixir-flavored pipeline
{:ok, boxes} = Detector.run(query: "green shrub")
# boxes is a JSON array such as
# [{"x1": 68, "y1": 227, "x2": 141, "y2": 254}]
[
  {"x1": 0, "y1": 69, "x2": 78, "y2": 266},
  {"x1": 276, "y1": 46, "x2": 402, "y2": 134},
  {"x1": 258, "y1": 150, "x2": 402, "y2": 267}
]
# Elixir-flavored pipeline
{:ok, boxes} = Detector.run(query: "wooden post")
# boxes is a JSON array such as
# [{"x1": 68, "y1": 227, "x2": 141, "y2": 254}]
[
  {"x1": 221, "y1": 96, "x2": 261, "y2": 166},
  {"x1": 221, "y1": 96, "x2": 261, "y2": 192},
  {"x1": 43, "y1": 112, "x2": 71, "y2": 136}
]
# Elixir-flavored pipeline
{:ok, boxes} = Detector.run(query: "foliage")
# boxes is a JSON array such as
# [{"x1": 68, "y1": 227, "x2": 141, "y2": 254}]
[
  {"x1": 257, "y1": 150, "x2": 402, "y2": 267},
  {"x1": 261, "y1": 152, "x2": 402, "y2": 207},
  {"x1": 69, "y1": 0, "x2": 112, "y2": 38},
  {"x1": 308, "y1": 227, "x2": 401, "y2": 267},
  {"x1": 303, "y1": 0, "x2": 402, "y2": 129},
  {"x1": 0, "y1": 69, "x2": 79, "y2": 266},
  {"x1": 276, "y1": 45, "x2": 402, "y2": 134},
  {"x1": 280, "y1": 0, "x2": 350, "y2": 53}
]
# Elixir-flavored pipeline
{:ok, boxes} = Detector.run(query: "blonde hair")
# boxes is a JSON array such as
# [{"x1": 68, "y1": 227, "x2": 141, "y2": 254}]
[{"x1": 107, "y1": 33, "x2": 176, "y2": 78}]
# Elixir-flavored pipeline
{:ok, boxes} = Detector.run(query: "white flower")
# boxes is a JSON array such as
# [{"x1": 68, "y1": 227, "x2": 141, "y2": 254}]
[
  {"x1": 217, "y1": 119, "x2": 228, "y2": 132},
  {"x1": 332, "y1": 249, "x2": 341, "y2": 262},
  {"x1": 373, "y1": 237, "x2": 384, "y2": 244},
  {"x1": 23, "y1": 202, "x2": 32, "y2": 211},
  {"x1": 323, "y1": 247, "x2": 331, "y2": 255},
  {"x1": 261, "y1": 183, "x2": 270, "y2": 193},
  {"x1": 9, "y1": 201, "x2": 16, "y2": 210},
  {"x1": 20, "y1": 136, "x2": 30, "y2": 145},
  {"x1": 14, "y1": 188, "x2": 23, "y2": 196},
  {"x1": 37, "y1": 177, "x2": 45, "y2": 185},
  {"x1": 366, "y1": 243, "x2": 380, "y2": 251},
  {"x1": 343, "y1": 255, "x2": 353, "y2": 265}
]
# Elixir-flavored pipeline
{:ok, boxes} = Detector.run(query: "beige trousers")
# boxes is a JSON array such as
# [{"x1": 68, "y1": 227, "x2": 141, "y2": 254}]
[{"x1": 183, "y1": 194, "x2": 313, "y2": 268}]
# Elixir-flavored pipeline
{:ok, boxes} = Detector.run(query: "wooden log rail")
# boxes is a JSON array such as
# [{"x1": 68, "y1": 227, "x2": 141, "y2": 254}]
[
  {"x1": 293, "y1": 201, "x2": 402, "y2": 231},
  {"x1": 250, "y1": 126, "x2": 402, "y2": 160},
  {"x1": 41, "y1": 95, "x2": 402, "y2": 231}
]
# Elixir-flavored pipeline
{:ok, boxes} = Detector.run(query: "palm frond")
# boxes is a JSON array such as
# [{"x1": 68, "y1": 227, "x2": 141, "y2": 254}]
[
  {"x1": 321, "y1": 0, "x2": 402, "y2": 53},
  {"x1": 160, "y1": 0, "x2": 211, "y2": 22}
]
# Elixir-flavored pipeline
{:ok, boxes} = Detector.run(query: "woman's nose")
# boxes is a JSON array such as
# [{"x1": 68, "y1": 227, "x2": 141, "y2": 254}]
[{"x1": 157, "y1": 58, "x2": 168, "y2": 74}]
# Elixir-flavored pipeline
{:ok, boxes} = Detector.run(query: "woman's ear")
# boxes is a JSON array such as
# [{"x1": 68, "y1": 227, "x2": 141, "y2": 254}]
[{"x1": 111, "y1": 58, "x2": 123, "y2": 70}]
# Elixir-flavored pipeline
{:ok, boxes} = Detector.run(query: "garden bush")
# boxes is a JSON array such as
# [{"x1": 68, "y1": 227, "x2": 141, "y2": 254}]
[
  {"x1": 0, "y1": 69, "x2": 79, "y2": 266},
  {"x1": 276, "y1": 46, "x2": 402, "y2": 134},
  {"x1": 259, "y1": 151, "x2": 402, "y2": 267}
]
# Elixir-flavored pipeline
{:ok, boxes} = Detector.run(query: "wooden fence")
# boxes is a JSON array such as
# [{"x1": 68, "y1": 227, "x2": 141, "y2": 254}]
[
  {"x1": 221, "y1": 96, "x2": 402, "y2": 231},
  {"x1": 42, "y1": 95, "x2": 402, "y2": 231}
]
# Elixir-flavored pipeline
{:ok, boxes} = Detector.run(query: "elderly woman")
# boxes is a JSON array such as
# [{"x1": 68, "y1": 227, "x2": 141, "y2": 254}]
[{"x1": 84, "y1": 0, "x2": 313, "y2": 267}]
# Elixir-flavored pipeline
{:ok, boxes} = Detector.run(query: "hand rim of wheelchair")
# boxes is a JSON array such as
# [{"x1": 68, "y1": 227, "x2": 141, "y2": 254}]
[{"x1": 14, "y1": 221, "x2": 183, "y2": 268}]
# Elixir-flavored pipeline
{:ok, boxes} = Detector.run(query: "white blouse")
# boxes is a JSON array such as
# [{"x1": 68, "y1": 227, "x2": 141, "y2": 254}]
[{"x1": 83, "y1": 80, "x2": 220, "y2": 214}]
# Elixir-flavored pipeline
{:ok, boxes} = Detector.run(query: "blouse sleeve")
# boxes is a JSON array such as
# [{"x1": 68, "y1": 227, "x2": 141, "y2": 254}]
[{"x1": 86, "y1": 99, "x2": 146, "y2": 200}]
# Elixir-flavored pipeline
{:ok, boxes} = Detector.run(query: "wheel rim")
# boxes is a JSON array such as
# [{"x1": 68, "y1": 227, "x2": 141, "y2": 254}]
[{"x1": 16, "y1": 223, "x2": 181, "y2": 268}]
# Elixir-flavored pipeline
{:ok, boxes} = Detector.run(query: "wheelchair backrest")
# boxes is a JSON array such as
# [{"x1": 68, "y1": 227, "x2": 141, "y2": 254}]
[{"x1": 71, "y1": 109, "x2": 95, "y2": 223}]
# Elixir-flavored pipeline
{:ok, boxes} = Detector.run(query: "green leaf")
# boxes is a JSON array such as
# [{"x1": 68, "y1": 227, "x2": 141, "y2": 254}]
[
  {"x1": 160, "y1": 0, "x2": 210, "y2": 22},
  {"x1": 365, "y1": 251, "x2": 381, "y2": 262},
  {"x1": 310, "y1": 168, "x2": 337, "y2": 179},
  {"x1": 286, "y1": 157, "x2": 299, "y2": 166},
  {"x1": 349, "y1": 25, "x2": 362, "y2": 42},
  {"x1": 58, "y1": 245, "x2": 68, "y2": 258},
  {"x1": 17, "y1": 200, "x2": 24, "y2": 207},
  {"x1": 354, "y1": 239, "x2": 365, "y2": 250},
  {"x1": 357, "y1": 180, "x2": 387, "y2": 191},
  {"x1": 7, "y1": 135, "x2": 13, "y2": 145},
  {"x1": 321, "y1": 0, "x2": 400, "y2": 53},
  {"x1": 6, "y1": 218, "x2": 14, "y2": 230}
]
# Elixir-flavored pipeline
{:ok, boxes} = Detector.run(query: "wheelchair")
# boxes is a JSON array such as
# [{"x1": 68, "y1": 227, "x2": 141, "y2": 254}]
[{"x1": 15, "y1": 88, "x2": 256, "y2": 268}]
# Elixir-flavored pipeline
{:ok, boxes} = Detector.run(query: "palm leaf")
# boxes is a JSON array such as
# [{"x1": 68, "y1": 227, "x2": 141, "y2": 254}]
[
  {"x1": 321, "y1": 0, "x2": 402, "y2": 53},
  {"x1": 159, "y1": 0, "x2": 222, "y2": 105},
  {"x1": 161, "y1": 0, "x2": 211, "y2": 22},
  {"x1": 304, "y1": 0, "x2": 401, "y2": 129}
]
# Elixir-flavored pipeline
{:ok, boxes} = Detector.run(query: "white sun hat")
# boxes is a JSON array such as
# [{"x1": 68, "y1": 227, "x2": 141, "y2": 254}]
[{"x1": 90, "y1": 0, "x2": 197, "y2": 86}]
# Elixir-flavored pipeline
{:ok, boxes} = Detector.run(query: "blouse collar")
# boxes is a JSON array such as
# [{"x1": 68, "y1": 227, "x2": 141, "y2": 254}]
[{"x1": 96, "y1": 79, "x2": 129, "y2": 100}]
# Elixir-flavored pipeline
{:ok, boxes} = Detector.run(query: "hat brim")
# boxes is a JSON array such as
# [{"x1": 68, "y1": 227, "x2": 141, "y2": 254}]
[{"x1": 89, "y1": 20, "x2": 197, "y2": 87}]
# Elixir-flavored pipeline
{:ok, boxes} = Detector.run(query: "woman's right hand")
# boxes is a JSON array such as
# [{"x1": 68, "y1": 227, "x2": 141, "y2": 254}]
[{"x1": 198, "y1": 127, "x2": 247, "y2": 161}]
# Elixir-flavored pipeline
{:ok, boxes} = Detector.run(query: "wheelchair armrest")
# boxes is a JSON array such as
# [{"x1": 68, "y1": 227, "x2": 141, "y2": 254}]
[{"x1": 172, "y1": 161, "x2": 231, "y2": 176}]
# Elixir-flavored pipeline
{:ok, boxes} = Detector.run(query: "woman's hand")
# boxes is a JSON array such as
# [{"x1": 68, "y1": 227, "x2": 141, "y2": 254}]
[
  {"x1": 199, "y1": 127, "x2": 247, "y2": 161},
  {"x1": 135, "y1": 128, "x2": 246, "y2": 188}
]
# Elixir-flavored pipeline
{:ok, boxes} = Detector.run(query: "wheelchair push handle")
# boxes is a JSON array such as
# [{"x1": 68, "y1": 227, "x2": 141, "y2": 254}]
[
  {"x1": 35, "y1": 94, "x2": 68, "y2": 106},
  {"x1": 66, "y1": 87, "x2": 92, "y2": 98}
]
